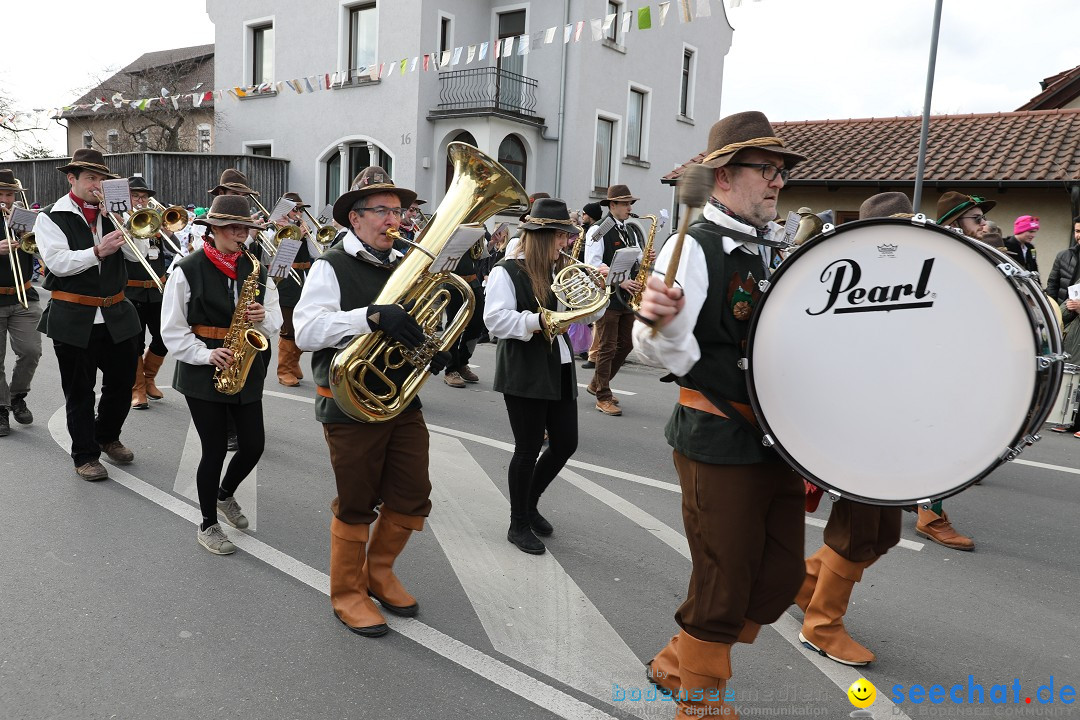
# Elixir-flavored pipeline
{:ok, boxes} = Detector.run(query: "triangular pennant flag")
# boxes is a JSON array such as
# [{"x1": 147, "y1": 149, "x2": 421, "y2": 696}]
[
  {"x1": 544, "y1": 26, "x2": 557, "y2": 44},
  {"x1": 275, "y1": 81, "x2": 284, "y2": 93},
  {"x1": 192, "y1": 93, "x2": 203, "y2": 107},
  {"x1": 331, "y1": 71, "x2": 340, "y2": 87},
  {"x1": 452, "y1": 46, "x2": 463, "y2": 65},
  {"x1": 411, "y1": 56, "x2": 419, "y2": 72},
  {"x1": 493, "y1": 39, "x2": 501, "y2": 58},
  {"x1": 638, "y1": 6, "x2": 652, "y2": 29},
  {"x1": 233, "y1": 87, "x2": 247, "y2": 98},
  {"x1": 170, "y1": 96, "x2": 180, "y2": 110},
  {"x1": 423, "y1": 53, "x2": 430, "y2": 71},
  {"x1": 679, "y1": 0, "x2": 693, "y2": 21},
  {"x1": 622, "y1": 11, "x2": 633, "y2": 33},
  {"x1": 467, "y1": 45, "x2": 476, "y2": 63},
  {"x1": 563, "y1": 24, "x2": 573, "y2": 43},
  {"x1": 324, "y1": 73, "x2": 332, "y2": 89},
  {"x1": 518, "y1": 35, "x2": 529, "y2": 54},
  {"x1": 378, "y1": 62, "x2": 386, "y2": 79},
  {"x1": 400, "y1": 58, "x2": 408, "y2": 74},
  {"x1": 659, "y1": 2, "x2": 671, "y2": 25},
  {"x1": 111, "y1": 92, "x2": 125, "y2": 108},
  {"x1": 304, "y1": 77, "x2": 315, "y2": 92},
  {"x1": 603, "y1": 14, "x2": 616, "y2": 33},
  {"x1": 696, "y1": 0, "x2": 712, "y2": 17},
  {"x1": 479, "y1": 41, "x2": 489, "y2": 60},
  {"x1": 91, "y1": 99, "x2": 104, "y2": 112},
  {"x1": 590, "y1": 18, "x2": 603, "y2": 41},
  {"x1": 440, "y1": 50, "x2": 451, "y2": 67},
  {"x1": 574, "y1": 20, "x2": 585, "y2": 41}
]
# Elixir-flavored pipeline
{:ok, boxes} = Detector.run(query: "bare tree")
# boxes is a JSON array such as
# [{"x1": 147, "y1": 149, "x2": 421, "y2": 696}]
[{"x1": 1, "y1": 89, "x2": 52, "y2": 158}]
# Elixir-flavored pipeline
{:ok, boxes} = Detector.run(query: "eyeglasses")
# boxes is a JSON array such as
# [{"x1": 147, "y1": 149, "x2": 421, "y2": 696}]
[
  {"x1": 360, "y1": 205, "x2": 405, "y2": 219},
  {"x1": 727, "y1": 162, "x2": 790, "y2": 182},
  {"x1": 960, "y1": 214, "x2": 987, "y2": 225}
]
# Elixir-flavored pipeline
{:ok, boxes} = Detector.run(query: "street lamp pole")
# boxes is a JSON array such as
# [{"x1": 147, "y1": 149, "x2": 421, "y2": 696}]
[{"x1": 913, "y1": 0, "x2": 944, "y2": 211}]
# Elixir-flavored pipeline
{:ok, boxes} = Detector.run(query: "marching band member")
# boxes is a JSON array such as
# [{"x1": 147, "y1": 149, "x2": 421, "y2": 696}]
[
  {"x1": 273, "y1": 191, "x2": 318, "y2": 387},
  {"x1": 584, "y1": 184, "x2": 646, "y2": 416},
  {"x1": 794, "y1": 192, "x2": 908, "y2": 667},
  {"x1": 36, "y1": 149, "x2": 147, "y2": 482},
  {"x1": 442, "y1": 239, "x2": 486, "y2": 388},
  {"x1": 0, "y1": 169, "x2": 42, "y2": 437},
  {"x1": 161, "y1": 194, "x2": 281, "y2": 555},
  {"x1": 633, "y1": 112, "x2": 807, "y2": 719},
  {"x1": 295, "y1": 167, "x2": 449, "y2": 637},
  {"x1": 125, "y1": 176, "x2": 170, "y2": 410},
  {"x1": 484, "y1": 198, "x2": 605, "y2": 555}
]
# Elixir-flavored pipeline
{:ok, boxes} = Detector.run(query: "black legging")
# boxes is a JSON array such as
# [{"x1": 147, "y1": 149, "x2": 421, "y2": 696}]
[
  {"x1": 185, "y1": 396, "x2": 265, "y2": 530},
  {"x1": 503, "y1": 364, "x2": 578, "y2": 520},
  {"x1": 132, "y1": 300, "x2": 168, "y2": 356}
]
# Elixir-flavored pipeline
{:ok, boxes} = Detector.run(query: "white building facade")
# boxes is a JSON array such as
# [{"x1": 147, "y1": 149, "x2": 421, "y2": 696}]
[{"x1": 207, "y1": 0, "x2": 730, "y2": 218}]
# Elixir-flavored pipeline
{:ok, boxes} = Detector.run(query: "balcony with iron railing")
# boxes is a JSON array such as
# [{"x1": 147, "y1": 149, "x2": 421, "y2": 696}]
[{"x1": 430, "y1": 67, "x2": 544, "y2": 125}]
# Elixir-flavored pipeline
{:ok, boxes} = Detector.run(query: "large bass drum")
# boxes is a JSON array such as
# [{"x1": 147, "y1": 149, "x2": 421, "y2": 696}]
[{"x1": 745, "y1": 216, "x2": 1063, "y2": 505}]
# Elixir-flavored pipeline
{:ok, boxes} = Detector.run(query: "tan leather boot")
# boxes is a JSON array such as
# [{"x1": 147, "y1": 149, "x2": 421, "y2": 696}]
[
  {"x1": 795, "y1": 546, "x2": 827, "y2": 612},
  {"x1": 798, "y1": 547, "x2": 875, "y2": 666},
  {"x1": 330, "y1": 518, "x2": 388, "y2": 637},
  {"x1": 646, "y1": 634, "x2": 680, "y2": 694},
  {"x1": 365, "y1": 508, "x2": 423, "y2": 617},
  {"x1": 916, "y1": 507, "x2": 974, "y2": 550},
  {"x1": 131, "y1": 357, "x2": 148, "y2": 409},
  {"x1": 276, "y1": 338, "x2": 299, "y2": 387},
  {"x1": 288, "y1": 339, "x2": 304, "y2": 379},
  {"x1": 674, "y1": 630, "x2": 737, "y2": 719},
  {"x1": 143, "y1": 351, "x2": 166, "y2": 400}
]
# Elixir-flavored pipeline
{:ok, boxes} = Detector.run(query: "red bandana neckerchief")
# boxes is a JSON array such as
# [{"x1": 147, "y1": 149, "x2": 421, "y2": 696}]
[
  {"x1": 70, "y1": 191, "x2": 99, "y2": 227},
  {"x1": 203, "y1": 241, "x2": 242, "y2": 280}
]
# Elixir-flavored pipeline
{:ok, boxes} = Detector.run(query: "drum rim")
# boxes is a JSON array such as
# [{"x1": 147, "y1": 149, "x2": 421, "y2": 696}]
[{"x1": 744, "y1": 216, "x2": 1063, "y2": 505}]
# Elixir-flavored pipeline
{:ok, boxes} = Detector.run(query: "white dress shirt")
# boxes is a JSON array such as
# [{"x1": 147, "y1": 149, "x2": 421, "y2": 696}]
[
  {"x1": 36, "y1": 193, "x2": 150, "y2": 324},
  {"x1": 161, "y1": 259, "x2": 282, "y2": 366},
  {"x1": 632, "y1": 202, "x2": 772, "y2": 376},
  {"x1": 293, "y1": 230, "x2": 403, "y2": 352},
  {"x1": 484, "y1": 247, "x2": 606, "y2": 364}
]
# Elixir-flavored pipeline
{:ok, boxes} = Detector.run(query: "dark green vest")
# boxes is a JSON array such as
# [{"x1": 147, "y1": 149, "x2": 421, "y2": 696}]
[
  {"x1": 0, "y1": 216, "x2": 38, "y2": 307},
  {"x1": 275, "y1": 237, "x2": 313, "y2": 308},
  {"x1": 125, "y1": 235, "x2": 169, "y2": 304},
  {"x1": 171, "y1": 250, "x2": 267, "y2": 404},
  {"x1": 664, "y1": 220, "x2": 778, "y2": 465},
  {"x1": 38, "y1": 205, "x2": 141, "y2": 348},
  {"x1": 310, "y1": 247, "x2": 421, "y2": 424},
  {"x1": 492, "y1": 259, "x2": 576, "y2": 401},
  {"x1": 599, "y1": 215, "x2": 644, "y2": 312}
]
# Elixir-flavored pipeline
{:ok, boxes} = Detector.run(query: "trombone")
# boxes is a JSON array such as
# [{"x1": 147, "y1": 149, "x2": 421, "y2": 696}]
[
  {"x1": 91, "y1": 190, "x2": 165, "y2": 292},
  {"x1": 144, "y1": 197, "x2": 186, "y2": 255},
  {"x1": 299, "y1": 205, "x2": 337, "y2": 252},
  {"x1": 0, "y1": 204, "x2": 28, "y2": 309},
  {"x1": 248, "y1": 195, "x2": 304, "y2": 285}
]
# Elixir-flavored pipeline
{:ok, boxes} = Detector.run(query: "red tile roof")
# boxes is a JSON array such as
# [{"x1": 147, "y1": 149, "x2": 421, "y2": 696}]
[
  {"x1": 1017, "y1": 64, "x2": 1080, "y2": 111},
  {"x1": 661, "y1": 109, "x2": 1080, "y2": 187}
]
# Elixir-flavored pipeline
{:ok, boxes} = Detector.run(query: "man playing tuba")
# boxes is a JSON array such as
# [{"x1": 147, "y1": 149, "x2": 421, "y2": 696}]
[{"x1": 294, "y1": 167, "x2": 451, "y2": 638}]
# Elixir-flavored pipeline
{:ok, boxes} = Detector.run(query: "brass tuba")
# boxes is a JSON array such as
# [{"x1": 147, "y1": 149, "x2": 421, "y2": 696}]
[
  {"x1": 329, "y1": 142, "x2": 528, "y2": 422},
  {"x1": 538, "y1": 252, "x2": 611, "y2": 342}
]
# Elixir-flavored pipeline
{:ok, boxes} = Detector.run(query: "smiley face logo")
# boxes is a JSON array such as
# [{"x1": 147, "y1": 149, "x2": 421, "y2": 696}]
[{"x1": 847, "y1": 678, "x2": 876, "y2": 708}]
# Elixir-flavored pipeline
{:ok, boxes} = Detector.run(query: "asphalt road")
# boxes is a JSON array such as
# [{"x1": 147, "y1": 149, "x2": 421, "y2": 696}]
[{"x1": 2, "y1": 329, "x2": 1079, "y2": 720}]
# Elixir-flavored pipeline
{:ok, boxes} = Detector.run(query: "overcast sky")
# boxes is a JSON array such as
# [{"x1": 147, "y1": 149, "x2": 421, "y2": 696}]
[{"x1": 2, "y1": 0, "x2": 1076, "y2": 158}]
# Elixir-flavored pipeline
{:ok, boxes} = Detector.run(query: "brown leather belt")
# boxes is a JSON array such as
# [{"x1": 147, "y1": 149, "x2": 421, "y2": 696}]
[
  {"x1": 292, "y1": 262, "x2": 312, "y2": 270},
  {"x1": 458, "y1": 273, "x2": 477, "y2": 283},
  {"x1": 51, "y1": 290, "x2": 126, "y2": 307},
  {"x1": 192, "y1": 324, "x2": 229, "y2": 340},
  {"x1": 678, "y1": 387, "x2": 758, "y2": 427},
  {"x1": 0, "y1": 281, "x2": 32, "y2": 295},
  {"x1": 127, "y1": 276, "x2": 167, "y2": 289},
  {"x1": 316, "y1": 385, "x2": 334, "y2": 399}
]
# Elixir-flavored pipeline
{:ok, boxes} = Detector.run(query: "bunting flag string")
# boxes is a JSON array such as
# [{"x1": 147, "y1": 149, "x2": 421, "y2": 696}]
[{"x1": 8, "y1": 1, "x2": 734, "y2": 122}]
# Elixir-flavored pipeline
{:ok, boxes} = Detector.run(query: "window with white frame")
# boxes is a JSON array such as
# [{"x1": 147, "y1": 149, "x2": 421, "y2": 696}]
[
  {"x1": 82, "y1": 131, "x2": 94, "y2": 150},
  {"x1": 498, "y1": 135, "x2": 527, "y2": 188},
  {"x1": 106, "y1": 129, "x2": 119, "y2": 154},
  {"x1": 439, "y1": 15, "x2": 453, "y2": 56},
  {"x1": 197, "y1": 124, "x2": 212, "y2": 153},
  {"x1": 249, "y1": 144, "x2": 272, "y2": 157},
  {"x1": 679, "y1": 47, "x2": 696, "y2": 118},
  {"x1": 626, "y1": 88, "x2": 648, "y2": 160},
  {"x1": 348, "y1": 3, "x2": 377, "y2": 78},
  {"x1": 251, "y1": 23, "x2": 274, "y2": 85},
  {"x1": 594, "y1": 117, "x2": 615, "y2": 191},
  {"x1": 605, "y1": 1, "x2": 622, "y2": 43}
]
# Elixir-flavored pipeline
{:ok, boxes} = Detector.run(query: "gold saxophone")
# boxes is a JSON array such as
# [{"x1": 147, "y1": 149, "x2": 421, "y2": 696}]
[
  {"x1": 628, "y1": 214, "x2": 659, "y2": 311},
  {"x1": 328, "y1": 142, "x2": 528, "y2": 423},
  {"x1": 213, "y1": 249, "x2": 270, "y2": 395}
]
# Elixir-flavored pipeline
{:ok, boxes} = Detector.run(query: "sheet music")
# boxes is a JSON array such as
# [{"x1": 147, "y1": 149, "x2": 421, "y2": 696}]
[
  {"x1": 269, "y1": 197, "x2": 296, "y2": 222},
  {"x1": 101, "y1": 178, "x2": 132, "y2": 215},
  {"x1": 268, "y1": 236, "x2": 302, "y2": 279},
  {"x1": 8, "y1": 207, "x2": 38, "y2": 234},
  {"x1": 431, "y1": 224, "x2": 487, "y2": 273},
  {"x1": 317, "y1": 204, "x2": 334, "y2": 224},
  {"x1": 606, "y1": 246, "x2": 641, "y2": 287}
]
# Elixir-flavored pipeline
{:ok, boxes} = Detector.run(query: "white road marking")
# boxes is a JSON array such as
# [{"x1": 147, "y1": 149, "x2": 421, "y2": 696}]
[
  {"x1": 427, "y1": 433, "x2": 651, "y2": 719},
  {"x1": 173, "y1": 420, "x2": 258, "y2": 530},
  {"x1": 47, "y1": 408, "x2": 618, "y2": 720},
  {"x1": 1013, "y1": 458, "x2": 1080, "y2": 476},
  {"x1": 577, "y1": 383, "x2": 637, "y2": 397}
]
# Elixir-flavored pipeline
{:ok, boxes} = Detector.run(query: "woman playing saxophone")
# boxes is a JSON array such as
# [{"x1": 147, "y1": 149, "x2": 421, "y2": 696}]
[{"x1": 161, "y1": 194, "x2": 282, "y2": 555}]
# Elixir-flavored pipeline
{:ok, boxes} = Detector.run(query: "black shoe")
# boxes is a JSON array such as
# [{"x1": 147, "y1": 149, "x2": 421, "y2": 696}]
[
  {"x1": 0, "y1": 408, "x2": 9, "y2": 437},
  {"x1": 581, "y1": 360, "x2": 596, "y2": 369},
  {"x1": 334, "y1": 610, "x2": 389, "y2": 638},
  {"x1": 10, "y1": 396, "x2": 32, "y2": 425},
  {"x1": 530, "y1": 511, "x2": 553, "y2": 537},
  {"x1": 507, "y1": 520, "x2": 546, "y2": 555},
  {"x1": 227, "y1": 432, "x2": 239, "y2": 452}
]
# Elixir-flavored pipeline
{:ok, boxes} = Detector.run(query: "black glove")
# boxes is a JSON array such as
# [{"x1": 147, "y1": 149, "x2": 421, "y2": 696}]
[
  {"x1": 428, "y1": 350, "x2": 452, "y2": 375},
  {"x1": 367, "y1": 303, "x2": 424, "y2": 350}
]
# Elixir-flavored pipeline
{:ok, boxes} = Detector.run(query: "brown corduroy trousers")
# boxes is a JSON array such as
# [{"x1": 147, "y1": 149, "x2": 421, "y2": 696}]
[{"x1": 822, "y1": 498, "x2": 903, "y2": 563}]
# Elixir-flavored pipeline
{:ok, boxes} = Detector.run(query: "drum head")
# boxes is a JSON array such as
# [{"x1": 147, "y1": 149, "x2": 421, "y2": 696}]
[{"x1": 747, "y1": 218, "x2": 1042, "y2": 504}]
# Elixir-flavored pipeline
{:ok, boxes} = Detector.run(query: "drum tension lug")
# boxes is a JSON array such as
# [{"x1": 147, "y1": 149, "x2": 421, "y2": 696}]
[
  {"x1": 761, "y1": 434, "x2": 775, "y2": 448},
  {"x1": 997, "y1": 262, "x2": 1034, "y2": 281},
  {"x1": 758, "y1": 279, "x2": 771, "y2": 292},
  {"x1": 821, "y1": 222, "x2": 836, "y2": 236},
  {"x1": 737, "y1": 358, "x2": 749, "y2": 370},
  {"x1": 911, "y1": 213, "x2": 929, "y2": 226},
  {"x1": 1037, "y1": 354, "x2": 1069, "y2": 369},
  {"x1": 827, "y1": 491, "x2": 841, "y2": 502}
]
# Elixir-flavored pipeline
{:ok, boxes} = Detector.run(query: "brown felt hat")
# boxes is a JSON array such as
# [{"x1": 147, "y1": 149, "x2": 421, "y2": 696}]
[
  {"x1": 56, "y1": 148, "x2": 118, "y2": 178},
  {"x1": 859, "y1": 192, "x2": 913, "y2": 220},
  {"x1": 0, "y1": 169, "x2": 20, "y2": 191},
  {"x1": 332, "y1": 166, "x2": 417, "y2": 227},
  {"x1": 519, "y1": 197, "x2": 580, "y2": 235},
  {"x1": 599, "y1": 184, "x2": 639, "y2": 206},
  {"x1": 208, "y1": 168, "x2": 259, "y2": 197},
  {"x1": 936, "y1": 191, "x2": 995, "y2": 226},
  {"x1": 283, "y1": 191, "x2": 309, "y2": 209},
  {"x1": 699, "y1": 111, "x2": 806, "y2": 170},
  {"x1": 127, "y1": 175, "x2": 157, "y2": 198},
  {"x1": 193, "y1": 194, "x2": 265, "y2": 229}
]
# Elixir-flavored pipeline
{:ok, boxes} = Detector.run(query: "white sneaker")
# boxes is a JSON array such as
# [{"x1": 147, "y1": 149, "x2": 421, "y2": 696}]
[
  {"x1": 197, "y1": 524, "x2": 236, "y2": 555},
  {"x1": 217, "y1": 496, "x2": 250, "y2": 529}
]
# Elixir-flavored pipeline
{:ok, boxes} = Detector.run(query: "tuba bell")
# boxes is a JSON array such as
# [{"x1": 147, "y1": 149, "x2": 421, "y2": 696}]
[{"x1": 329, "y1": 142, "x2": 528, "y2": 422}]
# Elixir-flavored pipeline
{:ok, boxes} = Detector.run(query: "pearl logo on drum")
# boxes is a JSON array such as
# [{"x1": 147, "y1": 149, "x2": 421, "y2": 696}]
[{"x1": 806, "y1": 258, "x2": 936, "y2": 315}]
